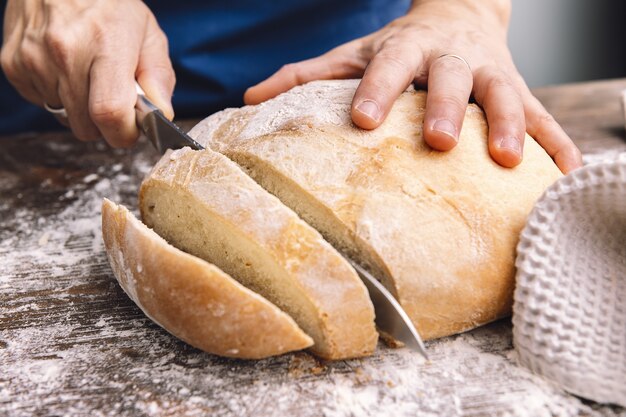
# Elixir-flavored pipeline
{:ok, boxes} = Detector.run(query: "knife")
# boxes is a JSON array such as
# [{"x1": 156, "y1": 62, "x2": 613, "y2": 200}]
[
  {"x1": 347, "y1": 259, "x2": 428, "y2": 359},
  {"x1": 134, "y1": 82, "x2": 429, "y2": 360},
  {"x1": 135, "y1": 83, "x2": 203, "y2": 152}
]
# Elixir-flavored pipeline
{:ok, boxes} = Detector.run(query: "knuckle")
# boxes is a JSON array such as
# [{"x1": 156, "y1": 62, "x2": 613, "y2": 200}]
[
  {"x1": 44, "y1": 29, "x2": 72, "y2": 71},
  {"x1": 89, "y1": 98, "x2": 128, "y2": 126},
  {"x1": 538, "y1": 111, "x2": 556, "y2": 126},
  {"x1": 281, "y1": 63, "x2": 300, "y2": 76},
  {"x1": 157, "y1": 65, "x2": 177, "y2": 90},
  {"x1": 280, "y1": 63, "x2": 297, "y2": 73},
  {"x1": 497, "y1": 111, "x2": 520, "y2": 125},
  {"x1": 0, "y1": 48, "x2": 16, "y2": 79},
  {"x1": 280, "y1": 63, "x2": 305, "y2": 84},
  {"x1": 486, "y1": 73, "x2": 513, "y2": 93},
  {"x1": 91, "y1": 22, "x2": 118, "y2": 52},
  {"x1": 19, "y1": 46, "x2": 39, "y2": 74},
  {"x1": 553, "y1": 143, "x2": 582, "y2": 164},
  {"x1": 430, "y1": 94, "x2": 467, "y2": 112},
  {"x1": 376, "y1": 49, "x2": 413, "y2": 75},
  {"x1": 91, "y1": 28, "x2": 106, "y2": 48}
]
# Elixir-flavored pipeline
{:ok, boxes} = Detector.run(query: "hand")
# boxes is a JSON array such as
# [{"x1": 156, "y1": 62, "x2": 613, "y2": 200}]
[
  {"x1": 1, "y1": 0, "x2": 175, "y2": 147},
  {"x1": 244, "y1": 0, "x2": 582, "y2": 174}
]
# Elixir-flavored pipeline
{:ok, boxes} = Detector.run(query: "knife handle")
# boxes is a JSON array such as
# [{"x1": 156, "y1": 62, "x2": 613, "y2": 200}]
[{"x1": 135, "y1": 81, "x2": 160, "y2": 133}]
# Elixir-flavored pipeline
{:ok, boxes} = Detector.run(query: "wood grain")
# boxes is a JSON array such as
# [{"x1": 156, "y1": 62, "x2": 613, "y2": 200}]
[
  {"x1": 1, "y1": 80, "x2": 625, "y2": 417},
  {"x1": 532, "y1": 78, "x2": 626, "y2": 158}
]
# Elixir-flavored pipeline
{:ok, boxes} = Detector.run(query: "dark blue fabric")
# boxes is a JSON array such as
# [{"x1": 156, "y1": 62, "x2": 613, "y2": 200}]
[{"x1": 0, "y1": 0, "x2": 409, "y2": 135}]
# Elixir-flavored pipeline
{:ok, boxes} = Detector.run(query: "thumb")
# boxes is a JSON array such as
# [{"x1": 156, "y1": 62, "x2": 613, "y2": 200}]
[
  {"x1": 244, "y1": 42, "x2": 363, "y2": 105},
  {"x1": 136, "y1": 18, "x2": 175, "y2": 120}
]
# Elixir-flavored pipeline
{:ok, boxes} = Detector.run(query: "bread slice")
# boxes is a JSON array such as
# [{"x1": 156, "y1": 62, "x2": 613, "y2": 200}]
[
  {"x1": 139, "y1": 148, "x2": 378, "y2": 359},
  {"x1": 190, "y1": 79, "x2": 563, "y2": 340},
  {"x1": 101, "y1": 198, "x2": 313, "y2": 358}
]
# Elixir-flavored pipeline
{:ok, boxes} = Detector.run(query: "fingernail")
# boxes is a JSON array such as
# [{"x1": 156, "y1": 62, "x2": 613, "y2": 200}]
[
  {"x1": 356, "y1": 100, "x2": 381, "y2": 122},
  {"x1": 499, "y1": 137, "x2": 521, "y2": 154},
  {"x1": 432, "y1": 119, "x2": 458, "y2": 140}
]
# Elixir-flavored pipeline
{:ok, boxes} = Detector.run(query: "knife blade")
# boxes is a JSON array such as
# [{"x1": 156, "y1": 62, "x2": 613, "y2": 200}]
[
  {"x1": 134, "y1": 83, "x2": 428, "y2": 360},
  {"x1": 135, "y1": 82, "x2": 204, "y2": 153},
  {"x1": 347, "y1": 259, "x2": 428, "y2": 359}
]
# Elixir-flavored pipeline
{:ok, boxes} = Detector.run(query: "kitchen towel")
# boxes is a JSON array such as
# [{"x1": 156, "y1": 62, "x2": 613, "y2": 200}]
[{"x1": 513, "y1": 156, "x2": 626, "y2": 407}]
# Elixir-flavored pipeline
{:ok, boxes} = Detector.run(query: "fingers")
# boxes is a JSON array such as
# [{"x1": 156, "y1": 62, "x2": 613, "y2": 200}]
[
  {"x1": 423, "y1": 55, "x2": 473, "y2": 151},
  {"x1": 1, "y1": 32, "x2": 43, "y2": 106},
  {"x1": 2, "y1": 52, "x2": 41, "y2": 105},
  {"x1": 18, "y1": 30, "x2": 65, "y2": 106},
  {"x1": 473, "y1": 67, "x2": 526, "y2": 168},
  {"x1": 88, "y1": 44, "x2": 140, "y2": 148},
  {"x1": 351, "y1": 44, "x2": 423, "y2": 130},
  {"x1": 521, "y1": 89, "x2": 582, "y2": 173},
  {"x1": 136, "y1": 17, "x2": 175, "y2": 120},
  {"x1": 61, "y1": 68, "x2": 101, "y2": 141},
  {"x1": 1, "y1": 0, "x2": 170, "y2": 148},
  {"x1": 244, "y1": 43, "x2": 363, "y2": 105}
]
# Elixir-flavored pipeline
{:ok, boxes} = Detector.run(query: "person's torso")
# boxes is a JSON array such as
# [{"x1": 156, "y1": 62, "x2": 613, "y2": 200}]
[{"x1": 0, "y1": 0, "x2": 409, "y2": 134}]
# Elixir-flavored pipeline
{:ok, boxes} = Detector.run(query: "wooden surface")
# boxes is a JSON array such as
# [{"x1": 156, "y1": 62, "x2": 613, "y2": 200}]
[
  {"x1": 532, "y1": 78, "x2": 626, "y2": 160},
  {"x1": 1, "y1": 79, "x2": 625, "y2": 417}
]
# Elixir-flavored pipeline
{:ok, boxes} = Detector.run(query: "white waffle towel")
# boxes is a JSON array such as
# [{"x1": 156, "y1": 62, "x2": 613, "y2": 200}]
[{"x1": 513, "y1": 157, "x2": 626, "y2": 407}]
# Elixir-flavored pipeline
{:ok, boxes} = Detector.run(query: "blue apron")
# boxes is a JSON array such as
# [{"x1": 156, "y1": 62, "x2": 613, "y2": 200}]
[{"x1": 0, "y1": 0, "x2": 409, "y2": 134}]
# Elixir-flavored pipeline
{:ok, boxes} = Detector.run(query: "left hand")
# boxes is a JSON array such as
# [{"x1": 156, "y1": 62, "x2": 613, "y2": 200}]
[{"x1": 244, "y1": 0, "x2": 582, "y2": 174}]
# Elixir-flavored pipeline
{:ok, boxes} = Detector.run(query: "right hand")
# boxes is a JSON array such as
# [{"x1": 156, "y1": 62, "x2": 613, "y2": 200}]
[{"x1": 1, "y1": 0, "x2": 175, "y2": 147}]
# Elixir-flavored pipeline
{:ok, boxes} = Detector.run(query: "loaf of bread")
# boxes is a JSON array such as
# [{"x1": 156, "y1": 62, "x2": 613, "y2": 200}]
[
  {"x1": 190, "y1": 79, "x2": 562, "y2": 340},
  {"x1": 138, "y1": 147, "x2": 378, "y2": 359},
  {"x1": 101, "y1": 198, "x2": 313, "y2": 358}
]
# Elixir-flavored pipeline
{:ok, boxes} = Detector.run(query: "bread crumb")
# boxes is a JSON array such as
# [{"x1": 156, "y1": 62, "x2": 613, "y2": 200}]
[
  {"x1": 378, "y1": 330, "x2": 405, "y2": 349},
  {"x1": 38, "y1": 232, "x2": 50, "y2": 247},
  {"x1": 83, "y1": 174, "x2": 99, "y2": 183}
]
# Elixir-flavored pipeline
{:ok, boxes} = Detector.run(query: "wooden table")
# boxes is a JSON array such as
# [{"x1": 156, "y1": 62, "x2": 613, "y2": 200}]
[{"x1": 1, "y1": 79, "x2": 625, "y2": 417}]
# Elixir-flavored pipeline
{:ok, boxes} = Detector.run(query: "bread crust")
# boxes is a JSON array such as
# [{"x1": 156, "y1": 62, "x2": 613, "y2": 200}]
[
  {"x1": 101, "y1": 198, "x2": 313, "y2": 359},
  {"x1": 139, "y1": 149, "x2": 378, "y2": 359},
  {"x1": 191, "y1": 79, "x2": 563, "y2": 340}
]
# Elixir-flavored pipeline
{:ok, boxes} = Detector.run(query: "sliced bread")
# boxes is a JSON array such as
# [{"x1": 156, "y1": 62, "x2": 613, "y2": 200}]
[
  {"x1": 139, "y1": 148, "x2": 378, "y2": 359},
  {"x1": 190, "y1": 79, "x2": 563, "y2": 340},
  {"x1": 101, "y1": 198, "x2": 313, "y2": 359}
]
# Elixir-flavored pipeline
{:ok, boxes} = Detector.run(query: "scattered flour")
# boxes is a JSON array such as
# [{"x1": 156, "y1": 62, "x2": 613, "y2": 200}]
[{"x1": 1, "y1": 137, "x2": 623, "y2": 417}]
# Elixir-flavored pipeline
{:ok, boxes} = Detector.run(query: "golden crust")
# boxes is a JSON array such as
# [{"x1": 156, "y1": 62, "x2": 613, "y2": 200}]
[
  {"x1": 139, "y1": 149, "x2": 378, "y2": 359},
  {"x1": 101, "y1": 198, "x2": 313, "y2": 359},
  {"x1": 193, "y1": 80, "x2": 562, "y2": 340}
]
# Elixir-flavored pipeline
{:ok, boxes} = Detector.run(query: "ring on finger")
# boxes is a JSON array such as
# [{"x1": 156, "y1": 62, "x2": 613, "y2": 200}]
[
  {"x1": 437, "y1": 54, "x2": 472, "y2": 73},
  {"x1": 43, "y1": 102, "x2": 68, "y2": 119}
]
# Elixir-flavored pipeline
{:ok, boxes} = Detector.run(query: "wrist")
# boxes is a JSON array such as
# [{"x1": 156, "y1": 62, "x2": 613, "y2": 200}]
[{"x1": 408, "y1": 0, "x2": 511, "y2": 35}]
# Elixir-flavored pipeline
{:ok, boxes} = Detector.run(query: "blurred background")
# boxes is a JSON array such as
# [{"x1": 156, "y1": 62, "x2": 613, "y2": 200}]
[{"x1": 508, "y1": 0, "x2": 626, "y2": 87}]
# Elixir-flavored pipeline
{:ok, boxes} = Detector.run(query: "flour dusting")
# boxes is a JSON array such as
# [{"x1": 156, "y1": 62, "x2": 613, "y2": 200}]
[{"x1": 1, "y1": 132, "x2": 624, "y2": 417}]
